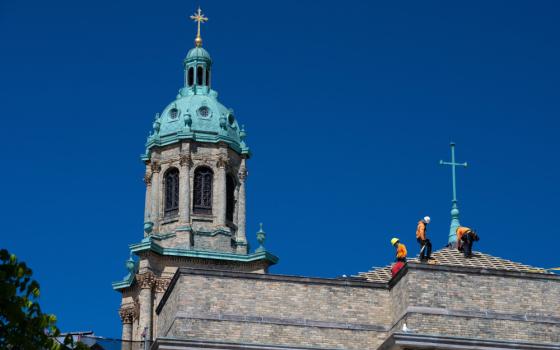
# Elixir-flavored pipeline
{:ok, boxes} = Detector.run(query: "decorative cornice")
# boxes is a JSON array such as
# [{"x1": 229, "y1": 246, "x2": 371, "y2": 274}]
[
  {"x1": 129, "y1": 240, "x2": 279, "y2": 265},
  {"x1": 137, "y1": 271, "x2": 156, "y2": 289},
  {"x1": 143, "y1": 172, "x2": 152, "y2": 185},
  {"x1": 153, "y1": 338, "x2": 347, "y2": 350},
  {"x1": 118, "y1": 306, "x2": 137, "y2": 324},
  {"x1": 238, "y1": 166, "x2": 247, "y2": 181},
  {"x1": 379, "y1": 332, "x2": 560, "y2": 350},
  {"x1": 155, "y1": 278, "x2": 171, "y2": 293},
  {"x1": 145, "y1": 132, "x2": 251, "y2": 159},
  {"x1": 151, "y1": 161, "x2": 162, "y2": 173},
  {"x1": 179, "y1": 154, "x2": 192, "y2": 167},
  {"x1": 216, "y1": 156, "x2": 228, "y2": 169}
]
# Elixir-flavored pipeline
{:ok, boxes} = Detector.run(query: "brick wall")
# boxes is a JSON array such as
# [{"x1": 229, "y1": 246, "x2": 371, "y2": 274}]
[
  {"x1": 157, "y1": 269, "x2": 391, "y2": 350},
  {"x1": 152, "y1": 262, "x2": 560, "y2": 349},
  {"x1": 390, "y1": 264, "x2": 560, "y2": 344}
]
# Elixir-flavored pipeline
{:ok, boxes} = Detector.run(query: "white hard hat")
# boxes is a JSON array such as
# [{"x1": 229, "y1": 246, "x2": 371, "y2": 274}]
[{"x1": 424, "y1": 216, "x2": 431, "y2": 223}]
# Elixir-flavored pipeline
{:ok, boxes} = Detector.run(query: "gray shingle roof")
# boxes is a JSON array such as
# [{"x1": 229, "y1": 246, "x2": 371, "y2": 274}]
[{"x1": 356, "y1": 247, "x2": 551, "y2": 283}]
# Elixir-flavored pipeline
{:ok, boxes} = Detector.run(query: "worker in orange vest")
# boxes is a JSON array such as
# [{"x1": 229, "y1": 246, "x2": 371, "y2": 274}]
[
  {"x1": 456, "y1": 226, "x2": 479, "y2": 258},
  {"x1": 416, "y1": 216, "x2": 432, "y2": 261},
  {"x1": 391, "y1": 238, "x2": 407, "y2": 277}
]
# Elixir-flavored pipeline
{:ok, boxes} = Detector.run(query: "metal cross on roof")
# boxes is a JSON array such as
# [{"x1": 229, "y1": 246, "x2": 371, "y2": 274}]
[
  {"x1": 440, "y1": 142, "x2": 468, "y2": 245},
  {"x1": 190, "y1": 7, "x2": 208, "y2": 47}
]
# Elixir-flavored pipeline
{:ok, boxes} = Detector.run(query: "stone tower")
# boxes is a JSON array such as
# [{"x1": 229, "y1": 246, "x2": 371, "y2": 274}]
[{"x1": 113, "y1": 9, "x2": 278, "y2": 343}]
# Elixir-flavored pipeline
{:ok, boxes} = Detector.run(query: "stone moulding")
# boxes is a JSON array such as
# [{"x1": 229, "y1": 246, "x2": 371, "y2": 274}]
[
  {"x1": 112, "y1": 242, "x2": 279, "y2": 291},
  {"x1": 389, "y1": 306, "x2": 560, "y2": 334},
  {"x1": 388, "y1": 261, "x2": 560, "y2": 289},
  {"x1": 111, "y1": 270, "x2": 135, "y2": 290},
  {"x1": 129, "y1": 240, "x2": 278, "y2": 263},
  {"x1": 172, "y1": 311, "x2": 388, "y2": 332},
  {"x1": 378, "y1": 332, "x2": 560, "y2": 350},
  {"x1": 144, "y1": 132, "x2": 250, "y2": 161},
  {"x1": 152, "y1": 338, "x2": 341, "y2": 350}
]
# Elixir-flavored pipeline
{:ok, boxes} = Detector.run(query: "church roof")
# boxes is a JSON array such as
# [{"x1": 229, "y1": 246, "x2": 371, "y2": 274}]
[{"x1": 356, "y1": 247, "x2": 552, "y2": 283}]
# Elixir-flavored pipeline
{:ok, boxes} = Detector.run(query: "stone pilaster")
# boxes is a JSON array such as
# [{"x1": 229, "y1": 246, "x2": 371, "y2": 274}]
[
  {"x1": 215, "y1": 156, "x2": 227, "y2": 227},
  {"x1": 137, "y1": 272, "x2": 155, "y2": 341},
  {"x1": 179, "y1": 153, "x2": 192, "y2": 225},
  {"x1": 236, "y1": 160, "x2": 247, "y2": 247},
  {"x1": 119, "y1": 306, "x2": 135, "y2": 350},
  {"x1": 143, "y1": 163, "x2": 152, "y2": 226},
  {"x1": 152, "y1": 278, "x2": 171, "y2": 339},
  {"x1": 150, "y1": 162, "x2": 161, "y2": 233}
]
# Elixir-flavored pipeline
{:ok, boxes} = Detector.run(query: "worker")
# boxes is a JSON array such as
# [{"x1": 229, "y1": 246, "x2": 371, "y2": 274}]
[
  {"x1": 416, "y1": 216, "x2": 432, "y2": 261},
  {"x1": 456, "y1": 226, "x2": 479, "y2": 258},
  {"x1": 391, "y1": 238, "x2": 407, "y2": 277}
]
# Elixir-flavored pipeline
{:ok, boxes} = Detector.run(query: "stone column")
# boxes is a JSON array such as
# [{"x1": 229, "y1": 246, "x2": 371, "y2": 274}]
[
  {"x1": 179, "y1": 153, "x2": 191, "y2": 225},
  {"x1": 236, "y1": 160, "x2": 247, "y2": 245},
  {"x1": 137, "y1": 272, "x2": 155, "y2": 342},
  {"x1": 215, "y1": 156, "x2": 227, "y2": 227},
  {"x1": 150, "y1": 162, "x2": 161, "y2": 233},
  {"x1": 118, "y1": 307, "x2": 134, "y2": 350}
]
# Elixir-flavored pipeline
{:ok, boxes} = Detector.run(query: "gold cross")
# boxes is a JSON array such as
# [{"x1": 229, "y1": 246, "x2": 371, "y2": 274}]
[{"x1": 190, "y1": 7, "x2": 208, "y2": 47}]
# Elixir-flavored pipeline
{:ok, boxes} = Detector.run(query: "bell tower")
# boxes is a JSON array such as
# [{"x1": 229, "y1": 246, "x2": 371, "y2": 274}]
[
  {"x1": 141, "y1": 8, "x2": 250, "y2": 254},
  {"x1": 113, "y1": 8, "x2": 277, "y2": 343}
]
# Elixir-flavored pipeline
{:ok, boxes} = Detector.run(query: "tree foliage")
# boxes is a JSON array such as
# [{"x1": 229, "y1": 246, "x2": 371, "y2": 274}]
[{"x1": 0, "y1": 248, "x2": 87, "y2": 349}]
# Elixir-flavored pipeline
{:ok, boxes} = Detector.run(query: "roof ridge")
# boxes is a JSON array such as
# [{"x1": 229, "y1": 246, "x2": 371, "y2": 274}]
[{"x1": 354, "y1": 247, "x2": 551, "y2": 283}]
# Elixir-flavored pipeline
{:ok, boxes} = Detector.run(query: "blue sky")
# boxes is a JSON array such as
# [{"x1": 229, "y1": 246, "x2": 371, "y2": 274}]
[{"x1": 1, "y1": 0, "x2": 560, "y2": 338}]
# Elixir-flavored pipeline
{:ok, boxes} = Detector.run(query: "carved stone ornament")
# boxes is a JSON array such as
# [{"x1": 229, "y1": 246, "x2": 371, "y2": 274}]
[
  {"x1": 151, "y1": 161, "x2": 162, "y2": 173},
  {"x1": 155, "y1": 278, "x2": 171, "y2": 293},
  {"x1": 216, "y1": 156, "x2": 228, "y2": 169},
  {"x1": 137, "y1": 271, "x2": 156, "y2": 289},
  {"x1": 118, "y1": 306, "x2": 136, "y2": 324},
  {"x1": 179, "y1": 154, "x2": 192, "y2": 167},
  {"x1": 143, "y1": 172, "x2": 152, "y2": 185},
  {"x1": 238, "y1": 167, "x2": 248, "y2": 181}
]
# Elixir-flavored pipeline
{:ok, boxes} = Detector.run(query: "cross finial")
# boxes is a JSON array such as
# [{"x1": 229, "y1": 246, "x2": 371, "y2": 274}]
[
  {"x1": 190, "y1": 7, "x2": 208, "y2": 47},
  {"x1": 440, "y1": 142, "x2": 468, "y2": 246}
]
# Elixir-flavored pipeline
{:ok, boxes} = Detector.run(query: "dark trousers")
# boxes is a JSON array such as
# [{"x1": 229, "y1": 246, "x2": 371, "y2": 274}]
[
  {"x1": 417, "y1": 238, "x2": 432, "y2": 259},
  {"x1": 461, "y1": 234, "x2": 473, "y2": 257}
]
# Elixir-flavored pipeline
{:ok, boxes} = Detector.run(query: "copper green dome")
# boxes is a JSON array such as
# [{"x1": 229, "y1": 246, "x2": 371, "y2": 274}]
[{"x1": 142, "y1": 43, "x2": 249, "y2": 160}]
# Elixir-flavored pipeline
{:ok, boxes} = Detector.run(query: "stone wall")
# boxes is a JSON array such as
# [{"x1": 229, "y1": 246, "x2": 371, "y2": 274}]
[
  {"x1": 390, "y1": 263, "x2": 560, "y2": 344},
  {"x1": 157, "y1": 269, "x2": 391, "y2": 350},
  {"x1": 145, "y1": 141, "x2": 246, "y2": 252}
]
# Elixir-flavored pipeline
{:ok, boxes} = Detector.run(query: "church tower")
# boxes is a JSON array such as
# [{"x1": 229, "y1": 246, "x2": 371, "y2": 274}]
[{"x1": 113, "y1": 8, "x2": 278, "y2": 343}]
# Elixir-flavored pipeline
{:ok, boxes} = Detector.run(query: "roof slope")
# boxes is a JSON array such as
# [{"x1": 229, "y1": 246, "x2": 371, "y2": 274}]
[{"x1": 356, "y1": 247, "x2": 551, "y2": 283}]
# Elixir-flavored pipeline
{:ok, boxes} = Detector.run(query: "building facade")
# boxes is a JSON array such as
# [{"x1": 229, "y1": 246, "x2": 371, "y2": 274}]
[{"x1": 113, "y1": 11, "x2": 560, "y2": 350}]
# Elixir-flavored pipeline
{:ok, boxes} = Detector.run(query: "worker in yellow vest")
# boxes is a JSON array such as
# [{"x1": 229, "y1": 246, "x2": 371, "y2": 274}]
[
  {"x1": 391, "y1": 238, "x2": 407, "y2": 262},
  {"x1": 456, "y1": 226, "x2": 479, "y2": 258},
  {"x1": 391, "y1": 238, "x2": 407, "y2": 278}
]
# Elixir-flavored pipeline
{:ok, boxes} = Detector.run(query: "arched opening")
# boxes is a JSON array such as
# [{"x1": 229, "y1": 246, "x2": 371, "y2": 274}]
[
  {"x1": 187, "y1": 67, "x2": 194, "y2": 86},
  {"x1": 196, "y1": 66, "x2": 203, "y2": 86},
  {"x1": 164, "y1": 168, "x2": 180, "y2": 217},
  {"x1": 193, "y1": 166, "x2": 213, "y2": 215},
  {"x1": 206, "y1": 69, "x2": 210, "y2": 87},
  {"x1": 226, "y1": 174, "x2": 236, "y2": 222}
]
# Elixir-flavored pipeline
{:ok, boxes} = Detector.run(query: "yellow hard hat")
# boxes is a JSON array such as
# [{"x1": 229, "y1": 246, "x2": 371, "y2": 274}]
[{"x1": 391, "y1": 238, "x2": 399, "y2": 246}]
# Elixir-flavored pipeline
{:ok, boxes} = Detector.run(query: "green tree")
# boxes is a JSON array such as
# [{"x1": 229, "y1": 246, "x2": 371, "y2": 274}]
[{"x1": 0, "y1": 248, "x2": 86, "y2": 349}]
